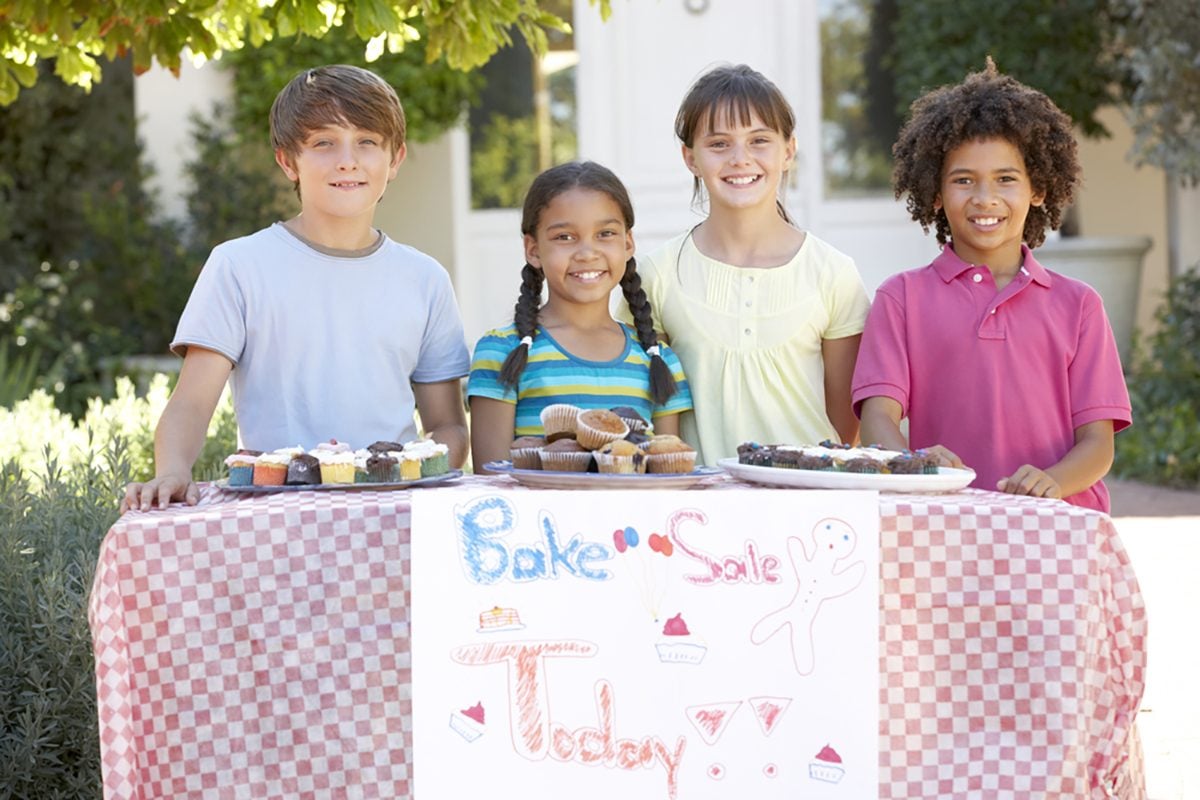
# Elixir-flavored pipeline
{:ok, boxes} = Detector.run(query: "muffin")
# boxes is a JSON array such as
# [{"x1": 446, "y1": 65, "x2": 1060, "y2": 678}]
[
  {"x1": 285, "y1": 453, "x2": 322, "y2": 485},
  {"x1": 540, "y1": 403, "x2": 580, "y2": 438},
  {"x1": 609, "y1": 405, "x2": 649, "y2": 434},
  {"x1": 509, "y1": 436, "x2": 545, "y2": 470},
  {"x1": 540, "y1": 438, "x2": 593, "y2": 472},
  {"x1": 644, "y1": 435, "x2": 697, "y2": 474},
  {"x1": 575, "y1": 409, "x2": 630, "y2": 450},
  {"x1": 594, "y1": 439, "x2": 647, "y2": 474}
]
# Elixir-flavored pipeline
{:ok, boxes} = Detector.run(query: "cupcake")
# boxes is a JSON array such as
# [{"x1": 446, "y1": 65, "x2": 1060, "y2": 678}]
[
  {"x1": 539, "y1": 438, "x2": 592, "y2": 472},
  {"x1": 644, "y1": 435, "x2": 697, "y2": 474},
  {"x1": 509, "y1": 436, "x2": 545, "y2": 470},
  {"x1": 405, "y1": 439, "x2": 451, "y2": 477},
  {"x1": 353, "y1": 449, "x2": 373, "y2": 483},
  {"x1": 366, "y1": 440, "x2": 406, "y2": 454},
  {"x1": 594, "y1": 439, "x2": 647, "y2": 474},
  {"x1": 367, "y1": 452, "x2": 399, "y2": 482},
  {"x1": 285, "y1": 453, "x2": 322, "y2": 485},
  {"x1": 575, "y1": 409, "x2": 630, "y2": 450},
  {"x1": 253, "y1": 451, "x2": 291, "y2": 486},
  {"x1": 609, "y1": 405, "x2": 649, "y2": 434},
  {"x1": 540, "y1": 403, "x2": 580, "y2": 438},
  {"x1": 224, "y1": 450, "x2": 260, "y2": 486},
  {"x1": 317, "y1": 451, "x2": 356, "y2": 484},
  {"x1": 841, "y1": 456, "x2": 883, "y2": 474},
  {"x1": 397, "y1": 450, "x2": 423, "y2": 481}
]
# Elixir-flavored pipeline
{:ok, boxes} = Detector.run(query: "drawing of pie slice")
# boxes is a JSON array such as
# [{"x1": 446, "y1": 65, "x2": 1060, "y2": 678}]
[{"x1": 685, "y1": 701, "x2": 743, "y2": 745}]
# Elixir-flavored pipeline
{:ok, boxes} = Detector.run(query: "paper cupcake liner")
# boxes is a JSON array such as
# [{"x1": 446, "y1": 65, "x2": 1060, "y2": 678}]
[
  {"x1": 226, "y1": 466, "x2": 254, "y2": 486},
  {"x1": 594, "y1": 452, "x2": 646, "y2": 474},
  {"x1": 540, "y1": 404, "x2": 580, "y2": 436},
  {"x1": 320, "y1": 463, "x2": 356, "y2": 484},
  {"x1": 510, "y1": 447, "x2": 543, "y2": 470},
  {"x1": 576, "y1": 421, "x2": 629, "y2": 450},
  {"x1": 647, "y1": 452, "x2": 697, "y2": 474},
  {"x1": 252, "y1": 463, "x2": 287, "y2": 486},
  {"x1": 420, "y1": 452, "x2": 450, "y2": 477},
  {"x1": 540, "y1": 451, "x2": 593, "y2": 472}
]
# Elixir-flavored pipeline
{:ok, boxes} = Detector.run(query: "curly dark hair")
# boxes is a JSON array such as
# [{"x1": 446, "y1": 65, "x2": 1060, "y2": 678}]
[{"x1": 892, "y1": 58, "x2": 1080, "y2": 248}]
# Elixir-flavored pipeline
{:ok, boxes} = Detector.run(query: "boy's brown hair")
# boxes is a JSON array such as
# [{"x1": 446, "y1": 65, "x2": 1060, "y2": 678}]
[
  {"x1": 892, "y1": 58, "x2": 1080, "y2": 248},
  {"x1": 270, "y1": 64, "x2": 406, "y2": 163}
]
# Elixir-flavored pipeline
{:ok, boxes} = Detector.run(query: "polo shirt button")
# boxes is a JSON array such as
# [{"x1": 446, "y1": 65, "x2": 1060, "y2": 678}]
[
  {"x1": 744, "y1": 328, "x2": 752, "y2": 335},
  {"x1": 972, "y1": 273, "x2": 983, "y2": 283},
  {"x1": 745, "y1": 300, "x2": 752, "y2": 307},
  {"x1": 990, "y1": 308, "x2": 996, "y2": 314}
]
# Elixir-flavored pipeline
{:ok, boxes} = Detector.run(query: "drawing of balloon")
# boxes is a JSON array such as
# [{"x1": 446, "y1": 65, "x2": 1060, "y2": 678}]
[
  {"x1": 615, "y1": 524, "x2": 675, "y2": 620},
  {"x1": 624, "y1": 526, "x2": 640, "y2": 548},
  {"x1": 613, "y1": 529, "x2": 627, "y2": 553}
]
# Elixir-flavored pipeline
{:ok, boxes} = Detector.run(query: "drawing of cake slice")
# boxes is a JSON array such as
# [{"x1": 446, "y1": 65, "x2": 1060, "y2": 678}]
[
  {"x1": 655, "y1": 613, "x2": 707, "y2": 664},
  {"x1": 449, "y1": 702, "x2": 486, "y2": 742},
  {"x1": 808, "y1": 744, "x2": 845, "y2": 783},
  {"x1": 476, "y1": 605, "x2": 525, "y2": 633}
]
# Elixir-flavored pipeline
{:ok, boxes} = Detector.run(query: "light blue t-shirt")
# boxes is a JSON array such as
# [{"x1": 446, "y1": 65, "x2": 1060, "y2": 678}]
[
  {"x1": 172, "y1": 223, "x2": 470, "y2": 450},
  {"x1": 467, "y1": 323, "x2": 693, "y2": 435}
]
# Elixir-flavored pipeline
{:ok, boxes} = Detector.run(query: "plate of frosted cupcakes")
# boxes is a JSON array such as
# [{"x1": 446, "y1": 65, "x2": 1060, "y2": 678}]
[
  {"x1": 719, "y1": 441, "x2": 976, "y2": 493},
  {"x1": 216, "y1": 438, "x2": 462, "y2": 493}
]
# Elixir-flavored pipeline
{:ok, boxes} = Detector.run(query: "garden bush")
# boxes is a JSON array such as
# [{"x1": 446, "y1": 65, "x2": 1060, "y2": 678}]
[
  {"x1": 0, "y1": 379, "x2": 237, "y2": 798},
  {"x1": 1113, "y1": 267, "x2": 1200, "y2": 487}
]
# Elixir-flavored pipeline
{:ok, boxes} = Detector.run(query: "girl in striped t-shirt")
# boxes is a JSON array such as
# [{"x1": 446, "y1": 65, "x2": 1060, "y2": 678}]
[{"x1": 467, "y1": 161, "x2": 693, "y2": 471}]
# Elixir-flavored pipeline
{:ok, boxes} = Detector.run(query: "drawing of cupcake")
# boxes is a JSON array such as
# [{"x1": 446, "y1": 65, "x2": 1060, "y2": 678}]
[
  {"x1": 449, "y1": 702, "x2": 486, "y2": 742},
  {"x1": 654, "y1": 613, "x2": 707, "y2": 664},
  {"x1": 808, "y1": 744, "x2": 845, "y2": 783}
]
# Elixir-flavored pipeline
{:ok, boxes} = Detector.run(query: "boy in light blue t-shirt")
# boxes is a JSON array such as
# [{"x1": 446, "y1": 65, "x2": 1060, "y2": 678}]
[{"x1": 122, "y1": 65, "x2": 470, "y2": 512}]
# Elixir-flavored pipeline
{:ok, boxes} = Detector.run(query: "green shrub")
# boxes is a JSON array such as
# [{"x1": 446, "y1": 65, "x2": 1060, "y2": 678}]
[{"x1": 1113, "y1": 268, "x2": 1200, "y2": 487}]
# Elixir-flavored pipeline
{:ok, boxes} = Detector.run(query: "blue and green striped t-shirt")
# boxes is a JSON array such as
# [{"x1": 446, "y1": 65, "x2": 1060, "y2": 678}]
[{"x1": 467, "y1": 323, "x2": 693, "y2": 435}]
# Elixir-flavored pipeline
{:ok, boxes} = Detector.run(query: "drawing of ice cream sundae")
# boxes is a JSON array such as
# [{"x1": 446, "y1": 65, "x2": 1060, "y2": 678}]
[
  {"x1": 655, "y1": 612, "x2": 707, "y2": 664},
  {"x1": 449, "y1": 701, "x2": 486, "y2": 742},
  {"x1": 808, "y1": 743, "x2": 845, "y2": 783}
]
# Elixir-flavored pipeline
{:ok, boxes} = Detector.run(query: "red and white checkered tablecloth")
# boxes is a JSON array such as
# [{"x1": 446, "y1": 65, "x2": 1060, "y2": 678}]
[{"x1": 89, "y1": 475, "x2": 1146, "y2": 799}]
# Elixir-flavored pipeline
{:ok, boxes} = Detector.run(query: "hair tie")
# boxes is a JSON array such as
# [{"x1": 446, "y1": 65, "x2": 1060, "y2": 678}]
[
  {"x1": 646, "y1": 345, "x2": 661, "y2": 357},
  {"x1": 520, "y1": 336, "x2": 533, "y2": 348}
]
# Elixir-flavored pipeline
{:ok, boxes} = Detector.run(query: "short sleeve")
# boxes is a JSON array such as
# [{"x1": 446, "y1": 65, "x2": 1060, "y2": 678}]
[
  {"x1": 850, "y1": 282, "x2": 910, "y2": 417},
  {"x1": 822, "y1": 251, "x2": 871, "y2": 340},
  {"x1": 171, "y1": 247, "x2": 246, "y2": 364},
  {"x1": 466, "y1": 329, "x2": 519, "y2": 404},
  {"x1": 412, "y1": 267, "x2": 471, "y2": 383},
  {"x1": 1068, "y1": 291, "x2": 1132, "y2": 432}
]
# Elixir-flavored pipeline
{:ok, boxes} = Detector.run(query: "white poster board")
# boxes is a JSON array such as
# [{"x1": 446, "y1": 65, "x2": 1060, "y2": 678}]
[{"x1": 412, "y1": 489, "x2": 879, "y2": 799}]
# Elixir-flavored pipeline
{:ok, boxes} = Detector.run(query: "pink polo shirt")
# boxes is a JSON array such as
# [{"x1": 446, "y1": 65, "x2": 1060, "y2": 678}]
[{"x1": 852, "y1": 244, "x2": 1131, "y2": 512}]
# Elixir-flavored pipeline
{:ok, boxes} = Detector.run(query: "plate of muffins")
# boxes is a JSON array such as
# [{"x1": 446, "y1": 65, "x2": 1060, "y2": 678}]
[
  {"x1": 486, "y1": 403, "x2": 720, "y2": 490},
  {"x1": 216, "y1": 438, "x2": 462, "y2": 493}
]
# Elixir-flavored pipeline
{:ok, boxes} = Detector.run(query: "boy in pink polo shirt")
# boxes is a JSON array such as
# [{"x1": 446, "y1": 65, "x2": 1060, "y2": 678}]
[{"x1": 851, "y1": 60, "x2": 1131, "y2": 512}]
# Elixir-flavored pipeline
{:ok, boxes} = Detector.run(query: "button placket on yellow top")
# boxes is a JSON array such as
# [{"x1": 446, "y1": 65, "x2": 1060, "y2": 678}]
[{"x1": 738, "y1": 273, "x2": 757, "y2": 344}]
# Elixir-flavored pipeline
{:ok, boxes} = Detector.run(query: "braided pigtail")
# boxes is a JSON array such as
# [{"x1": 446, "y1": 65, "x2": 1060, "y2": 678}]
[
  {"x1": 497, "y1": 263, "x2": 543, "y2": 391},
  {"x1": 620, "y1": 257, "x2": 678, "y2": 406}
]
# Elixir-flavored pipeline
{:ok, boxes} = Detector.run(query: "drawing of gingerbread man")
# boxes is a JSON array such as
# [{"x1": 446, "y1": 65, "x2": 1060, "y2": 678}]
[{"x1": 750, "y1": 517, "x2": 866, "y2": 675}]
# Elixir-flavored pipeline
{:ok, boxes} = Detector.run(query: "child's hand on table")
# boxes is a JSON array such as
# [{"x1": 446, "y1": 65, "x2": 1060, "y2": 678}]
[
  {"x1": 996, "y1": 465, "x2": 1063, "y2": 499},
  {"x1": 922, "y1": 445, "x2": 965, "y2": 469},
  {"x1": 120, "y1": 472, "x2": 199, "y2": 514}
]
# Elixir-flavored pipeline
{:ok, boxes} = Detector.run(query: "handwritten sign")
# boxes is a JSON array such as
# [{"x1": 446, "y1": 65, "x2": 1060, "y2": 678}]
[{"x1": 412, "y1": 489, "x2": 880, "y2": 798}]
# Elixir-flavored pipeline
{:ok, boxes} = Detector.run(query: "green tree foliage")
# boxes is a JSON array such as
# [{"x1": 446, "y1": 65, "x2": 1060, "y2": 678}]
[{"x1": 0, "y1": 0, "x2": 613, "y2": 106}]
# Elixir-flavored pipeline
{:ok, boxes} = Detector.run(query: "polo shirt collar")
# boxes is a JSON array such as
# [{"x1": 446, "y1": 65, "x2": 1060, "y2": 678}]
[{"x1": 933, "y1": 243, "x2": 1053, "y2": 287}]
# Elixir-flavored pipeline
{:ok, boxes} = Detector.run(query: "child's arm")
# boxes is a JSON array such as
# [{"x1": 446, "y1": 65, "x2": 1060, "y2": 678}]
[
  {"x1": 413, "y1": 378, "x2": 469, "y2": 469},
  {"x1": 652, "y1": 412, "x2": 681, "y2": 437},
  {"x1": 121, "y1": 347, "x2": 232, "y2": 513},
  {"x1": 822, "y1": 334, "x2": 862, "y2": 444},
  {"x1": 468, "y1": 396, "x2": 517, "y2": 473},
  {"x1": 859, "y1": 396, "x2": 964, "y2": 468},
  {"x1": 997, "y1": 420, "x2": 1114, "y2": 499}
]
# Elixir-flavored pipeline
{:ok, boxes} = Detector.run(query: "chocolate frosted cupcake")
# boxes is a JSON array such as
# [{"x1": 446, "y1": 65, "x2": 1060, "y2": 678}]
[
  {"x1": 796, "y1": 452, "x2": 836, "y2": 471},
  {"x1": 841, "y1": 456, "x2": 883, "y2": 474},
  {"x1": 366, "y1": 453, "x2": 399, "y2": 482},
  {"x1": 575, "y1": 409, "x2": 629, "y2": 450},
  {"x1": 509, "y1": 436, "x2": 545, "y2": 470},
  {"x1": 285, "y1": 453, "x2": 321, "y2": 485},
  {"x1": 367, "y1": 440, "x2": 406, "y2": 454},
  {"x1": 540, "y1": 438, "x2": 592, "y2": 472}
]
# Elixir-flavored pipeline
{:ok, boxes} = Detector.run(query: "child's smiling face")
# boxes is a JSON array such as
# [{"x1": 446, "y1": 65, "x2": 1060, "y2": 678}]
[
  {"x1": 524, "y1": 187, "x2": 634, "y2": 311},
  {"x1": 683, "y1": 108, "x2": 795, "y2": 215},
  {"x1": 935, "y1": 137, "x2": 1045, "y2": 271}
]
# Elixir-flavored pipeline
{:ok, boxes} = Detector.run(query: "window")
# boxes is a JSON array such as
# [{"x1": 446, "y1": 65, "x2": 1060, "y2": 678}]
[
  {"x1": 469, "y1": 1, "x2": 578, "y2": 209},
  {"x1": 819, "y1": 0, "x2": 896, "y2": 197}
]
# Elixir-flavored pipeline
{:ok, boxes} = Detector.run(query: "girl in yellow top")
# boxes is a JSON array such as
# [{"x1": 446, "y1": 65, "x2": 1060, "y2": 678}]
[{"x1": 619, "y1": 64, "x2": 870, "y2": 464}]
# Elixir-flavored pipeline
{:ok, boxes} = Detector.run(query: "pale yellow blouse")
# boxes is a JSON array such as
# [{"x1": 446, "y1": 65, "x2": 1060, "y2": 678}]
[{"x1": 619, "y1": 230, "x2": 870, "y2": 464}]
